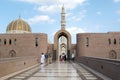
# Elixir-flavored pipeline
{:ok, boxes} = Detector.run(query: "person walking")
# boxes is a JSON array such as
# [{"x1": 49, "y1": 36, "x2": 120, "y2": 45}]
[
  {"x1": 41, "y1": 53, "x2": 45, "y2": 64},
  {"x1": 49, "y1": 53, "x2": 52, "y2": 64},
  {"x1": 64, "y1": 54, "x2": 67, "y2": 62},
  {"x1": 59, "y1": 55, "x2": 62, "y2": 62},
  {"x1": 45, "y1": 53, "x2": 48, "y2": 64},
  {"x1": 71, "y1": 52, "x2": 75, "y2": 61}
]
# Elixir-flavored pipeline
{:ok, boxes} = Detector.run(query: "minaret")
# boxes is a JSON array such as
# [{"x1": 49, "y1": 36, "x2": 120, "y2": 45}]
[{"x1": 61, "y1": 4, "x2": 66, "y2": 30}]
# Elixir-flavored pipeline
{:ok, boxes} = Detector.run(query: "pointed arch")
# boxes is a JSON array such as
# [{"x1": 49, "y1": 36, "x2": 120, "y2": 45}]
[
  {"x1": 54, "y1": 29, "x2": 71, "y2": 60},
  {"x1": 109, "y1": 50, "x2": 117, "y2": 59},
  {"x1": 9, "y1": 50, "x2": 16, "y2": 57}
]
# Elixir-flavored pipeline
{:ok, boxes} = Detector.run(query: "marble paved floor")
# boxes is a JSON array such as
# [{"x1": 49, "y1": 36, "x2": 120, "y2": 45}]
[
  {"x1": 6, "y1": 62, "x2": 99, "y2": 80},
  {"x1": 27, "y1": 62, "x2": 82, "y2": 80}
]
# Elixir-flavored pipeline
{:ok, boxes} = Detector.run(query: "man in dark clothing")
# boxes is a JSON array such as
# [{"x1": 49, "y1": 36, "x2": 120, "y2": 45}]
[
  {"x1": 45, "y1": 53, "x2": 48, "y2": 63},
  {"x1": 64, "y1": 54, "x2": 67, "y2": 62}
]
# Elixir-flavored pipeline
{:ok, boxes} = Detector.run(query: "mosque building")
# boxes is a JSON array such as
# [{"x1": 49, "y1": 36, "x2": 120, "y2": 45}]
[{"x1": 0, "y1": 5, "x2": 120, "y2": 79}]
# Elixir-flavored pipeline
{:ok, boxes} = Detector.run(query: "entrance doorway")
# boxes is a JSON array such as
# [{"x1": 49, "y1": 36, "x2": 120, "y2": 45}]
[
  {"x1": 58, "y1": 36, "x2": 67, "y2": 60},
  {"x1": 54, "y1": 29, "x2": 71, "y2": 61}
]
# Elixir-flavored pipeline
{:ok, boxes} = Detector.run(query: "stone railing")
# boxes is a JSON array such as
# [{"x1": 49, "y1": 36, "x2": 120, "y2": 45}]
[
  {"x1": 75, "y1": 56, "x2": 120, "y2": 80},
  {"x1": 0, "y1": 56, "x2": 39, "y2": 77}
]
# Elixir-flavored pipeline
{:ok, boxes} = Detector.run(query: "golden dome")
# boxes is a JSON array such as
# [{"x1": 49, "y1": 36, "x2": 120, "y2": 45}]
[{"x1": 6, "y1": 17, "x2": 32, "y2": 33}]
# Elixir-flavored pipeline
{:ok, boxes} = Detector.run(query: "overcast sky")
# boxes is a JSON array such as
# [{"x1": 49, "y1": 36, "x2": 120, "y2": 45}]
[{"x1": 0, "y1": 0, "x2": 120, "y2": 43}]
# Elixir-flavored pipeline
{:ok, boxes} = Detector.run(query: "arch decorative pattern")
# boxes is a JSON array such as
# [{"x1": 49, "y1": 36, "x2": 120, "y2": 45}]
[
  {"x1": 109, "y1": 50, "x2": 117, "y2": 59},
  {"x1": 60, "y1": 43, "x2": 66, "y2": 49},
  {"x1": 9, "y1": 50, "x2": 16, "y2": 57}
]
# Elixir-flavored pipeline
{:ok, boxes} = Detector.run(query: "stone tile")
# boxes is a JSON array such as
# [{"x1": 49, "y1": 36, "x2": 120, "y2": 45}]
[
  {"x1": 7, "y1": 62, "x2": 99, "y2": 80},
  {"x1": 39, "y1": 69, "x2": 76, "y2": 73},
  {"x1": 9, "y1": 79, "x2": 22, "y2": 80},
  {"x1": 81, "y1": 72, "x2": 91, "y2": 75},
  {"x1": 86, "y1": 76, "x2": 98, "y2": 80},
  {"x1": 33, "y1": 72, "x2": 79, "y2": 77},
  {"x1": 19, "y1": 73, "x2": 30, "y2": 76},
  {"x1": 14, "y1": 76, "x2": 25, "y2": 79},
  {"x1": 84, "y1": 74, "x2": 94, "y2": 77},
  {"x1": 27, "y1": 77, "x2": 82, "y2": 80}
]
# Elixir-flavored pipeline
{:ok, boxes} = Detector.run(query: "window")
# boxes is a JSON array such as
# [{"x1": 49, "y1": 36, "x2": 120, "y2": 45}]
[
  {"x1": 114, "y1": 39, "x2": 116, "y2": 45},
  {"x1": 4, "y1": 39, "x2": 6, "y2": 45},
  {"x1": 9, "y1": 39, "x2": 12, "y2": 45},
  {"x1": 108, "y1": 39, "x2": 111, "y2": 45},
  {"x1": 35, "y1": 37, "x2": 38, "y2": 47},
  {"x1": 86, "y1": 37, "x2": 89, "y2": 47}
]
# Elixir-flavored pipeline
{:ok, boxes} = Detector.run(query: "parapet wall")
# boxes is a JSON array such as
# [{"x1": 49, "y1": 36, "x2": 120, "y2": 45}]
[
  {"x1": 76, "y1": 33, "x2": 120, "y2": 59},
  {"x1": 0, "y1": 33, "x2": 48, "y2": 58},
  {"x1": 0, "y1": 56, "x2": 39, "y2": 77},
  {"x1": 76, "y1": 57, "x2": 120, "y2": 80}
]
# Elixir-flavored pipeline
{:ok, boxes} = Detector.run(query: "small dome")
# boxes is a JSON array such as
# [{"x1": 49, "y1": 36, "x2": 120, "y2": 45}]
[{"x1": 6, "y1": 17, "x2": 32, "y2": 33}]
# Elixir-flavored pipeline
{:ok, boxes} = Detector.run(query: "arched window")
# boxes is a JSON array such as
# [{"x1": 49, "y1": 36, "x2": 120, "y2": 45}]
[
  {"x1": 86, "y1": 37, "x2": 89, "y2": 47},
  {"x1": 35, "y1": 37, "x2": 38, "y2": 47},
  {"x1": 109, "y1": 50, "x2": 117, "y2": 59},
  {"x1": 114, "y1": 38, "x2": 116, "y2": 45},
  {"x1": 9, "y1": 50, "x2": 16, "y2": 57},
  {"x1": 108, "y1": 39, "x2": 111, "y2": 45},
  {"x1": 9, "y1": 39, "x2": 12, "y2": 45},
  {"x1": 4, "y1": 39, "x2": 6, "y2": 45}
]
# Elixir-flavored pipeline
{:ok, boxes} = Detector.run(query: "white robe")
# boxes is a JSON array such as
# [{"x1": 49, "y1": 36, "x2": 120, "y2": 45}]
[{"x1": 41, "y1": 54, "x2": 45, "y2": 64}]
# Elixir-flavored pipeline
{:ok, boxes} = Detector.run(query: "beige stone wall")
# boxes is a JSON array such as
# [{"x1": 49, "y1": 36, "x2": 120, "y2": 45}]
[
  {"x1": 77, "y1": 32, "x2": 120, "y2": 59},
  {"x1": 0, "y1": 33, "x2": 48, "y2": 77},
  {"x1": 48, "y1": 44, "x2": 54, "y2": 54},
  {"x1": 54, "y1": 29, "x2": 72, "y2": 60},
  {"x1": 0, "y1": 56, "x2": 39, "y2": 77},
  {"x1": 0, "y1": 33, "x2": 48, "y2": 58},
  {"x1": 71, "y1": 44, "x2": 76, "y2": 54}
]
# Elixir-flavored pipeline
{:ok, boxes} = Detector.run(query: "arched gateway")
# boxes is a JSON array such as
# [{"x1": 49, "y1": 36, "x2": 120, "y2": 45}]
[
  {"x1": 54, "y1": 29, "x2": 71, "y2": 60},
  {"x1": 53, "y1": 5, "x2": 72, "y2": 60}
]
